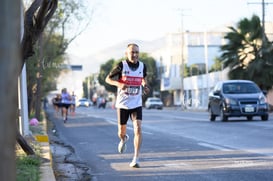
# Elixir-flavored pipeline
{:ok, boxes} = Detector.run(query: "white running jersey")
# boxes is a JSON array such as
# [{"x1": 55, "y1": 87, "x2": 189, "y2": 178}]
[{"x1": 116, "y1": 60, "x2": 144, "y2": 109}]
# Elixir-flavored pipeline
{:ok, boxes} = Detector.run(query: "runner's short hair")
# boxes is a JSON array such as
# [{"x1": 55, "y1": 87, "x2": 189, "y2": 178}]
[{"x1": 127, "y1": 43, "x2": 139, "y2": 48}]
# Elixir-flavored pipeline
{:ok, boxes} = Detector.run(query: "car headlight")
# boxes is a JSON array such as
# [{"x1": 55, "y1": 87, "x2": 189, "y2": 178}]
[
  {"x1": 259, "y1": 96, "x2": 267, "y2": 104},
  {"x1": 225, "y1": 98, "x2": 237, "y2": 105}
]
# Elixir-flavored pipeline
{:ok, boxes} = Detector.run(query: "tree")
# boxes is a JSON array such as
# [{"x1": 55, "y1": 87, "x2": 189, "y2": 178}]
[
  {"x1": 98, "y1": 59, "x2": 117, "y2": 93},
  {"x1": 209, "y1": 57, "x2": 223, "y2": 72},
  {"x1": 17, "y1": 0, "x2": 58, "y2": 156},
  {"x1": 26, "y1": 0, "x2": 93, "y2": 120},
  {"x1": 45, "y1": 0, "x2": 93, "y2": 55},
  {"x1": 22, "y1": 0, "x2": 58, "y2": 69},
  {"x1": 139, "y1": 53, "x2": 160, "y2": 95},
  {"x1": 1, "y1": 0, "x2": 58, "y2": 177},
  {"x1": 0, "y1": 1, "x2": 21, "y2": 179},
  {"x1": 26, "y1": 33, "x2": 65, "y2": 115},
  {"x1": 220, "y1": 15, "x2": 273, "y2": 90}
]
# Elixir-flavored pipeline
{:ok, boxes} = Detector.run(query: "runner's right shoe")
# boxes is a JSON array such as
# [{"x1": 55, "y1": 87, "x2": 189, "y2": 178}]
[
  {"x1": 118, "y1": 134, "x2": 129, "y2": 153},
  {"x1": 63, "y1": 116, "x2": 67, "y2": 123},
  {"x1": 129, "y1": 158, "x2": 140, "y2": 168}
]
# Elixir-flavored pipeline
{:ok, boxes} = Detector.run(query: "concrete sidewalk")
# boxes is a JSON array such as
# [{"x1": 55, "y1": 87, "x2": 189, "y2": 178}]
[
  {"x1": 40, "y1": 141, "x2": 55, "y2": 181},
  {"x1": 35, "y1": 113, "x2": 56, "y2": 181}
]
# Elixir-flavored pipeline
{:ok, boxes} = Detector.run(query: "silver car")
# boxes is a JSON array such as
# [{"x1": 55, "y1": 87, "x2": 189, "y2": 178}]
[
  {"x1": 145, "y1": 97, "x2": 163, "y2": 109},
  {"x1": 76, "y1": 98, "x2": 92, "y2": 107}
]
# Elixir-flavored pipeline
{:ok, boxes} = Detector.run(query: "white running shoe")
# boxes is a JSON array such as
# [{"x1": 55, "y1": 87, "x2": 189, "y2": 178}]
[
  {"x1": 129, "y1": 158, "x2": 140, "y2": 168},
  {"x1": 118, "y1": 134, "x2": 129, "y2": 153}
]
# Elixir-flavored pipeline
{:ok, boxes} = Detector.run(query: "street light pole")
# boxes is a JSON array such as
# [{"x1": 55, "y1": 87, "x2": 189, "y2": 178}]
[
  {"x1": 247, "y1": 0, "x2": 273, "y2": 45},
  {"x1": 179, "y1": 9, "x2": 185, "y2": 110},
  {"x1": 204, "y1": 29, "x2": 210, "y2": 107}
]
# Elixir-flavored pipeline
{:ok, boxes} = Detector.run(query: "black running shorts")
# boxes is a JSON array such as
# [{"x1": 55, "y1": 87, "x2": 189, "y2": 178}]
[
  {"x1": 117, "y1": 106, "x2": 142, "y2": 125},
  {"x1": 62, "y1": 103, "x2": 71, "y2": 109}
]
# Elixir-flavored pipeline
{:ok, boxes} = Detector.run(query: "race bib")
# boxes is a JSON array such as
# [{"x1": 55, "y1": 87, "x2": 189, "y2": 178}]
[{"x1": 125, "y1": 85, "x2": 140, "y2": 95}]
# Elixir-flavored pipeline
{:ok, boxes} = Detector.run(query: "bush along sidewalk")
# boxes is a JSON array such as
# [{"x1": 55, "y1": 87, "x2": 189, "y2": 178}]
[
  {"x1": 16, "y1": 110, "x2": 53, "y2": 181},
  {"x1": 16, "y1": 137, "x2": 41, "y2": 181}
]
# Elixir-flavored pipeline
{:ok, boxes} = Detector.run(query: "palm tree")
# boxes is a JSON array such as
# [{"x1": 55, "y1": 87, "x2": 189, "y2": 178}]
[{"x1": 220, "y1": 15, "x2": 273, "y2": 90}]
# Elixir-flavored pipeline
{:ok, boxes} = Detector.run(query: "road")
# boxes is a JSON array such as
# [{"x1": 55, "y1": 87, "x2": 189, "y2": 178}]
[{"x1": 47, "y1": 106, "x2": 273, "y2": 181}]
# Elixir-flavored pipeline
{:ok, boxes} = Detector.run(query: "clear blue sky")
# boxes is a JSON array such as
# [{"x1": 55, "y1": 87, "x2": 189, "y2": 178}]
[{"x1": 67, "y1": 0, "x2": 270, "y2": 56}]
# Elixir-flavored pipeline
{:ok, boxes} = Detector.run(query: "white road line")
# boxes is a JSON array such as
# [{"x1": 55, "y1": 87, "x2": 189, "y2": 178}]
[
  {"x1": 91, "y1": 115, "x2": 154, "y2": 135},
  {"x1": 173, "y1": 116, "x2": 207, "y2": 121},
  {"x1": 198, "y1": 142, "x2": 233, "y2": 151}
]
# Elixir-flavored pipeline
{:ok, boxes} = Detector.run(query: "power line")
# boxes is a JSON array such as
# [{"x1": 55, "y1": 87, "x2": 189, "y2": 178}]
[
  {"x1": 248, "y1": 0, "x2": 273, "y2": 31},
  {"x1": 248, "y1": 0, "x2": 273, "y2": 46}
]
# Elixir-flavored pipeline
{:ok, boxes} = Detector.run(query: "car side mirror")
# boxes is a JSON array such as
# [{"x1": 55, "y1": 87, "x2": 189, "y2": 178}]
[{"x1": 213, "y1": 90, "x2": 221, "y2": 96}]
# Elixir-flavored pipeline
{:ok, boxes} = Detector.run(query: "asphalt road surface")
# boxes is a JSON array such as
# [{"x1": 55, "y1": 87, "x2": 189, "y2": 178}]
[{"x1": 46, "y1": 105, "x2": 273, "y2": 181}]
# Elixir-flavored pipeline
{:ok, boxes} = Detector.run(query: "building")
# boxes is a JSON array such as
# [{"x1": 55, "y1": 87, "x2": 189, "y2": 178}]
[
  {"x1": 152, "y1": 22, "x2": 273, "y2": 109},
  {"x1": 151, "y1": 30, "x2": 228, "y2": 108}
]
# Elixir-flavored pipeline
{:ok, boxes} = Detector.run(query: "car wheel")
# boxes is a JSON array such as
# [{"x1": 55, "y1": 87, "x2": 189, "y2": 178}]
[
  {"x1": 247, "y1": 116, "x2": 253, "y2": 121},
  {"x1": 220, "y1": 107, "x2": 228, "y2": 122},
  {"x1": 208, "y1": 107, "x2": 216, "y2": 121},
  {"x1": 261, "y1": 115, "x2": 268, "y2": 121}
]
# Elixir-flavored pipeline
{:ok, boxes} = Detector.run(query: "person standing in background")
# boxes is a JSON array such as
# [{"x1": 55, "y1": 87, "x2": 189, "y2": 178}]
[{"x1": 70, "y1": 91, "x2": 76, "y2": 116}]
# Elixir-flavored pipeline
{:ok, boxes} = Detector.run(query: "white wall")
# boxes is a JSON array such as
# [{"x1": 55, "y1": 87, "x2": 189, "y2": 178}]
[{"x1": 161, "y1": 68, "x2": 229, "y2": 108}]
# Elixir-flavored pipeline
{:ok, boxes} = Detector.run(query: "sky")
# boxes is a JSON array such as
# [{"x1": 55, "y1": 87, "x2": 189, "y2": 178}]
[
  {"x1": 58, "y1": 0, "x2": 272, "y2": 95},
  {"x1": 66, "y1": 0, "x2": 271, "y2": 57}
]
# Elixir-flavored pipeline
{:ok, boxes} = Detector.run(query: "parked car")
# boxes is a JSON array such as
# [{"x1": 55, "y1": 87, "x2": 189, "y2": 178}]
[
  {"x1": 76, "y1": 98, "x2": 92, "y2": 107},
  {"x1": 145, "y1": 97, "x2": 163, "y2": 109},
  {"x1": 208, "y1": 80, "x2": 269, "y2": 122}
]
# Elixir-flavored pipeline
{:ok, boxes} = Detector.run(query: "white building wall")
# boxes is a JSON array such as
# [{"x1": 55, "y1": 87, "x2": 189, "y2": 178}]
[
  {"x1": 184, "y1": 68, "x2": 229, "y2": 109},
  {"x1": 154, "y1": 25, "x2": 273, "y2": 109},
  {"x1": 158, "y1": 31, "x2": 228, "y2": 107}
]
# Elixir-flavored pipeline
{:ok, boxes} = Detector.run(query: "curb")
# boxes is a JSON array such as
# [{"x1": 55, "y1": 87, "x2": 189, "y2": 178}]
[
  {"x1": 39, "y1": 141, "x2": 55, "y2": 181},
  {"x1": 35, "y1": 113, "x2": 56, "y2": 181}
]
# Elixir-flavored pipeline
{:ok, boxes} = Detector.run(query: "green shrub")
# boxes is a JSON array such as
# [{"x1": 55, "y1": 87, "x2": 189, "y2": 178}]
[{"x1": 16, "y1": 153, "x2": 41, "y2": 181}]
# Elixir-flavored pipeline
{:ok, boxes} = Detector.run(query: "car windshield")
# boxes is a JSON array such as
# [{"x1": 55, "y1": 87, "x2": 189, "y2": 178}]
[
  {"x1": 222, "y1": 83, "x2": 260, "y2": 94},
  {"x1": 149, "y1": 98, "x2": 161, "y2": 102}
]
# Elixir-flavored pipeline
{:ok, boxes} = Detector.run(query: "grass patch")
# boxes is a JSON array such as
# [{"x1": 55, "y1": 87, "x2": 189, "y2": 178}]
[
  {"x1": 16, "y1": 121, "x2": 44, "y2": 180},
  {"x1": 16, "y1": 149, "x2": 41, "y2": 181},
  {"x1": 16, "y1": 137, "x2": 43, "y2": 180},
  {"x1": 16, "y1": 111, "x2": 48, "y2": 180}
]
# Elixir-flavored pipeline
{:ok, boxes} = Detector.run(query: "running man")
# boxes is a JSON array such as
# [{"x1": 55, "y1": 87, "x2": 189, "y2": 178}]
[{"x1": 105, "y1": 43, "x2": 150, "y2": 168}]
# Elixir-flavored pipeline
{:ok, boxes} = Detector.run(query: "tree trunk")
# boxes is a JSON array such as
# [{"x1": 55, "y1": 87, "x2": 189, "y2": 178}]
[
  {"x1": 0, "y1": 1, "x2": 21, "y2": 180},
  {"x1": 16, "y1": 130, "x2": 35, "y2": 155},
  {"x1": 35, "y1": 36, "x2": 43, "y2": 120},
  {"x1": 18, "y1": 0, "x2": 57, "y2": 156}
]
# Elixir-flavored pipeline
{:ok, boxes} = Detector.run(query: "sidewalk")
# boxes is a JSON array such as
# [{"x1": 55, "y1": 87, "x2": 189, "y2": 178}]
[
  {"x1": 35, "y1": 112, "x2": 56, "y2": 181},
  {"x1": 40, "y1": 141, "x2": 55, "y2": 181}
]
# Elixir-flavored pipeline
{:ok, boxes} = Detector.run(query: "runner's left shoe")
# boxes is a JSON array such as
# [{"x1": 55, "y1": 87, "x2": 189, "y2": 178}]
[{"x1": 118, "y1": 134, "x2": 129, "y2": 153}]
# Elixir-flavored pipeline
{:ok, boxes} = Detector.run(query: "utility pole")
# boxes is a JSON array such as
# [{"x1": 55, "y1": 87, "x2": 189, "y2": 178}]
[
  {"x1": 180, "y1": 10, "x2": 185, "y2": 110},
  {"x1": 177, "y1": 9, "x2": 189, "y2": 110},
  {"x1": 248, "y1": 0, "x2": 273, "y2": 45},
  {"x1": 204, "y1": 30, "x2": 210, "y2": 108}
]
